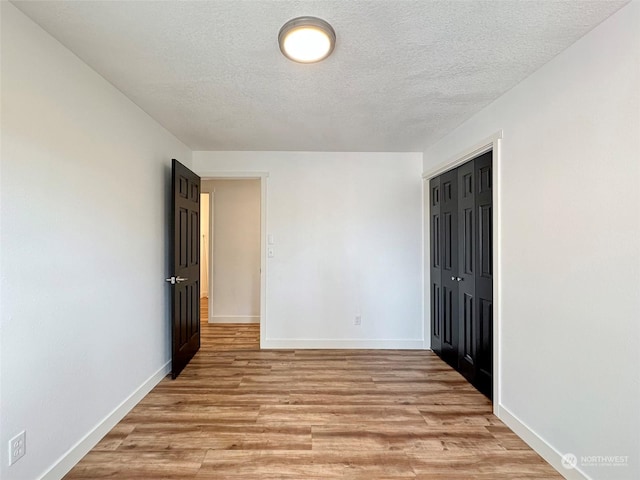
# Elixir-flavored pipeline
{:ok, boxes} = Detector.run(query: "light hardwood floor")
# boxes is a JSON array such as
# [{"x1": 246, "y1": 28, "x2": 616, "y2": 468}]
[
  {"x1": 200, "y1": 296, "x2": 260, "y2": 350},
  {"x1": 63, "y1": 318, "x2": 560, "y2": 479}
]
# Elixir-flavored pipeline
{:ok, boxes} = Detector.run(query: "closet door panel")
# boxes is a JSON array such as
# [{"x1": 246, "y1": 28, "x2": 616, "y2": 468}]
[
  {"x1": 457, "y1": 160, "x2": 477, "y2": 382},
  {"x1": 474, "y1": 152, "x2": 493, "y2": 398},
  {"x1": 440, "y1": 169, "x2": 459, "y2": 367},
  {"x1": 429, "y1": 177, "x2": 442, "y2": 355}
]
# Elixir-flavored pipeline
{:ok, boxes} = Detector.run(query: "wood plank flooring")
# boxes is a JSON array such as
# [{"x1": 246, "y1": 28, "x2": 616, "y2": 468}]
[
  {"x1": 199, "y1": 296, "x2": 260, "y2": 350},
  {"x1": 201, "y1": 323, "x2": 260, "y2": 351},
  {"x1": 63, "y1": 324, "x2": 561, "y2": 479}
]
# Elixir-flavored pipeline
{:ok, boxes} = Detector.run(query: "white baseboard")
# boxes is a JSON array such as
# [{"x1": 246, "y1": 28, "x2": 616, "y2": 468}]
[
  {"x1": 209, "y1": 315, "x2": 259, "y2": 324},
  {"x1": 39, "y1": 360, "x2": 171, "y2": 480},
  {"x1": 261, "y1": 338, "x2": 424, "y2": 349},
  {"x1": 496, "y1": 404, "x2": 590, "y2": 480}
]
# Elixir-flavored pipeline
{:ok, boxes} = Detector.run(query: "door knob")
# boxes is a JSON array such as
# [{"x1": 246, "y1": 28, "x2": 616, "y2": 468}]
[
  {"x1": 165, "y1": 276, "x2": 188, "y2": 285},
  {"x1": 456, "y1": 277, "x2": 463, "y2": 282},
  {"x1": 451, "y1": 276, "x2": 456, "y2": 281}
]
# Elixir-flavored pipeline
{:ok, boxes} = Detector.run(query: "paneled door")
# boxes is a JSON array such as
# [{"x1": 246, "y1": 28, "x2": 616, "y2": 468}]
[
  {"x1": 439, "y1": 168, "x2": 459, "y2": 368},
  {"x1": 429, "y1": 176, "x2": 442, "y2": 356},
  {"x1": 430, "y1": 151, "x2": 493, "y2": 399},
  {"x1": 457, "y1": 159, "x2": 476, "y2": 382},
  {"x1": 473, "y1": 153, "x2": 493, "y2": 396},
  {"x1": 168, "y1": 159, "x2": 201, "y2": 379}
]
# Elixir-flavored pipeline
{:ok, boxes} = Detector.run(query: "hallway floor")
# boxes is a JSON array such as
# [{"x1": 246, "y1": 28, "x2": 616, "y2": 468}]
[{"x1": 200, "y1": 296, "x2": 260, "y2": 350}]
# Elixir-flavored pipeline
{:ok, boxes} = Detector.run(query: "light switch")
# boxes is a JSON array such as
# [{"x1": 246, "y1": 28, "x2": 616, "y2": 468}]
[
  {"x1": 268, "y1": 234, "x2": 275, "y2": 245},
  {"x1": 268, "y1": 248, "x2": 275, "y2": 258}
]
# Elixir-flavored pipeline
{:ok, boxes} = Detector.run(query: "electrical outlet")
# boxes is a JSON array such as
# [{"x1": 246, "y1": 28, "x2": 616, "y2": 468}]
[
  {"x1": 9, "y1": 431, "x2": 26, "y2": 465},
  {"x1": 354, "y1": 314, "x2": 362, "y2": 326}
]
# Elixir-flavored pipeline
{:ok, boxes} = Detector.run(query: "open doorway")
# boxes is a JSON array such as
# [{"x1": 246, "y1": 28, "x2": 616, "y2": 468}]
[{"x1": 199, "y1": 179, "x2": 261, "y2": 350}]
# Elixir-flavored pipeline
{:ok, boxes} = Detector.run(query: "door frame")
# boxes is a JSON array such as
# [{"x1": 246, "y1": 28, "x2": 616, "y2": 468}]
[
  {"x1": 422, "y1": 130, "x2": 502, "y2": 409},
  {"x1": 204, "y1": 191, "x2": 214, "y2": 308},
  {"x1": 197, "y1": 171, "x2": 268, "y2": 348}
]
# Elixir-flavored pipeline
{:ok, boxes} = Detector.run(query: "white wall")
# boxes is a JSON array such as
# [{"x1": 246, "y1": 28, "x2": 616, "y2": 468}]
[
  {"x1": 422, "y1": 2, "x2": 640, "y2": 479},
  {"x1": 193, "y1": 152, "x2": 423, "y2": 348},
  {"x1": 202, "y1": 180, "x2": 261, "y2": 322},
  {"x1": 0, "y1": 4, "x2": 192, "y2": 479}
]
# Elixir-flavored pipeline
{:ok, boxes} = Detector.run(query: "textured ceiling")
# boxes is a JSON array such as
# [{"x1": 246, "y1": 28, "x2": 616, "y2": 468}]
[{"x1": 13, "y1": 0, "x2": 628, "y2": 152}]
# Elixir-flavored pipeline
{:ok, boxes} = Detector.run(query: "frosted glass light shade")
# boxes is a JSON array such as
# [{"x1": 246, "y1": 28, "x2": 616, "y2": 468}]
[{"x1": 279, "y1": 17, "x2": 336, "y2": 63}]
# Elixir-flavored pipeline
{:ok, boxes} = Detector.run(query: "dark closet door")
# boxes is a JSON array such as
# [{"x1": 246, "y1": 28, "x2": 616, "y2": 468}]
[
  {"x1": 430, "y1": 151, "x2": 493, "y2": 400},
  {"x1": 429, "y1": 176, "x2": 442, "y2": 356},
  {"x1": 474, "y1": 153, "x2": 493, "y2": 398},
  {"x1": 439, "y1": 168, "x2": 459, "y2": 368},
  {"x1": 456, "y1": 159, "x2": 477, "y2": 383},
  {"x1": 456, "y1": 151, "x2": 493, "y2": 399}
]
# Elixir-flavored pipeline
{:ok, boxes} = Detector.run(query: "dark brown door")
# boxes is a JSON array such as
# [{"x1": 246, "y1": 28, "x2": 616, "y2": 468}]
[{"x1": 169, "y1": 159, "x2": 201, "y2": 379}]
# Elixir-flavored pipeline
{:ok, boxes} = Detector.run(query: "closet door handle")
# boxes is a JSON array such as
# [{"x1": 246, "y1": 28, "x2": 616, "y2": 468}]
[{"x1": 456, "y1": 277, "x2": 463, "y2": 282}]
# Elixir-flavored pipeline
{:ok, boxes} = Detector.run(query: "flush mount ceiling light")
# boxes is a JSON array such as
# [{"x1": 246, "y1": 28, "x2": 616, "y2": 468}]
[{"x1": 278, "y1": 16, "x2": 336, "y2": 63}]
